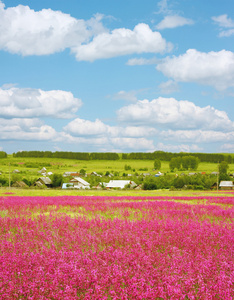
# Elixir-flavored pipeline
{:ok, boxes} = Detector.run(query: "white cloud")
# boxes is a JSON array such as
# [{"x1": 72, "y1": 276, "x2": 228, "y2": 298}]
[
  {"x1": 117, "y1": 97, "x2": 234, "y2": 130},
  {"x1": 157, "y1": 142, "x2": 202, "y2": 153},
  {"x1": 212, "y1": 15, "x2": 234, "y2": 37},
  {"x1": 156, "y1": 15, "x2": 193, "y2": 30},
  {"x1": 156, "y1": 49, "x2": 234, "y2": 90},
  {"x1": 158, "y1": 80, "x2": 179, "y2": 94},
  {"x1": 0, "y1": 1, "x2": 96, "y2": 55},
  {"x1": 72, "y1": 23, "x2": 172, "y2": 61},
  {"x1": 0, "y1": 118, "x2": 57, "y2": 140},
  {"x1": 126, "y1": 57, "x2": 160, "y2": 66},
  {"x1": 64, "y1": 118, "x2": 158, "y2": 138},
  {"x1": 212, "y1": 14, "x2": 234, "y2": 28},
  {"x1": 161, "y1": 130, "x2": 234, "y2": 143},
  {"x1": 111, "y1": 137, "x2": 155, "y2": 151},
  {"x1": 220, "y1": 144, "x2": 234, "y2": 152},
  {"x1": 63, "y1": 118, "x2": 107, "y2": 136},
  {"x1": 0, "y1": 2, "x2": 173, "y2": 61},
  {"x1": 156, "y1": 0, "x2": 172, "y2": 15},
  {"x1": 112, "y1": 90, "x2": 138, "y2": 102},
  {"x1": 0, "y1": 87, "x2": 82, "y2": 118}
]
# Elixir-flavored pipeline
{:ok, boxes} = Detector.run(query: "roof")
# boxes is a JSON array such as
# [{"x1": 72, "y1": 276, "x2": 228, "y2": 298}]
[
  {"x1": 70, "y1": 177, "x2": 90, "y2": 186},
  {"x1": 38, "y1": 177, "x2": 52, "y2": 185},
  {"x1": 219, "y1": 181, "x2": 234, "y2": 187},
  {"x1": 106, "y1": 180, "x2": 136, "y2": 189},
  {"x1": 12, "y1": 181, "x2": 28, "y2": 188}
]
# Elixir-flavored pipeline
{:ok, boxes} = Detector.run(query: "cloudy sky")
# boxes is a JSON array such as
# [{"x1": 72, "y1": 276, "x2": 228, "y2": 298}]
[{"x1": 0, "y1": 0, "x2": 234, "y2": 154}]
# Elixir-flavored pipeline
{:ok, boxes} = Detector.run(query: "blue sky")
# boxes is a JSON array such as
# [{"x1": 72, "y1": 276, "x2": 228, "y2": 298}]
[{"x1": 0, "y1": 0, "x2": 234, "y2": 154}]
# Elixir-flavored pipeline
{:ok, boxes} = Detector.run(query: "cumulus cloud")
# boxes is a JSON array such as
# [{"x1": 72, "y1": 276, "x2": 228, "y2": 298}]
[
  {"x1": 63, "y1": 118, "x2": 158, "y2": 138},
  {"x1": 0, "y1": 118, "x2": 57, "y2": 140},
  {"x1": 0, "y1": 1, "x2": 96, "y2": 55},
  {"x1": 212, "y1": 14, "x2": 234, "y2": 37},
  {"x1": 0, "y1": 2, "x2": 172, "y2": 61},
  {"x1": 156, "y1": 49, "x2": 234, "y2": 90},
  {"x1": 111, "y1": 137, "x2": 155, "y2": 150},
  {"x1": 117, "y1": 97, "x2": 234, "y2": 130},
  {"x1": 156, "y1": 15, "x2": 193, "y2": 30},
  {"x1": 161, "y1": 130, "x2": 234, "y2": 143},
  {"x1": 0, "y1": 87, "x2": 82, "y2": 118},
  {"x1": 157, "y1": 142, "x2": 202, "y2": 153},
  {"x1": 72, "y1": 23, "x2": 172, "y2": 61},
  {"x1": 63, "y1": 118, "x2": 107, "y2": 136}
]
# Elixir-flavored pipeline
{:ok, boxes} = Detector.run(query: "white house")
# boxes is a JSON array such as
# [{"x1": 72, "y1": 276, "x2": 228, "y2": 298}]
[
  {"x1": 106, "y1": 180, "x2": 137, "y2": 189},
  {"x1": 69, "y1": 177, "x2": 90, "y2": 189},
  {"x1": 219, "y1": 181, "x2": 234, "y2": 190}
]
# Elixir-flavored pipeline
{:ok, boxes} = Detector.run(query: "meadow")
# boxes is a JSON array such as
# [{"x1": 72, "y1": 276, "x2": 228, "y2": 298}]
[
  {"x1": 0, "y1": 191, "x2": 233, "y2": 299},
  {"x1": 1, "y1": 155, "x2": 233, "y2": 177}
]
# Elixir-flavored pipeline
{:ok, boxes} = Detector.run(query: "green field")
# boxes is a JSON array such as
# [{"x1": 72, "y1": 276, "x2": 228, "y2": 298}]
[{"x1": 1, "y1": 155, "x2": 233, "y2": 176}]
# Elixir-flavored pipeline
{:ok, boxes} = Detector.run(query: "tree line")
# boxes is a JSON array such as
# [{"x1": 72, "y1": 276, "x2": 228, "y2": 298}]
[
  {"x1": 10, "y1": 150, "x2": 234, "y2": 163},
  {"x1": 13, "y1": 151, "x2": 120, "y2": 160},
  {"x1": 123, "y1": 151, "x2": 233, "y2": 163}
]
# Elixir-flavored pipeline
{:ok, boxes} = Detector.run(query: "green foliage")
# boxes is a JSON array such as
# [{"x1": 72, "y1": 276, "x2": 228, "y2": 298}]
[
  {"x1": 0, "y1": 151, "x2": 7, "y2": 158},
  {"x1": 169, "y1": 157, "x2": 182, "y2": 171},
  {"x1": 124, "y1": 164, "x2": 131, "y2": 171},
  {"x1": 51, "y1": 173, "x2": 63, "y2": 187},
  {"x1": 219, "y1": 161, "x2": 229, "y2": 175},
  {"x1": 79, "y1": 169, "x2": 86, "y2": 176},
  {"x1": 170, "y1": 156, "x2": 199, "y2": 171},
  {"x1": 154, "y1": 159, "x2": 161, "y2": 170}
]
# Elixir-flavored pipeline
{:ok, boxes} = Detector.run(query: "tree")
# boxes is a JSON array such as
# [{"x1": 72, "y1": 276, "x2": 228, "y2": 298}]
[
  {"x1": 51, "y1": 173, "x2": 63, "y2": 187},
  {"x1": 154, "y1": 159, "x2": 161, "y2": 170},
  {"x1": 169, "y1": 157, "x2": 181, "y2": 171},
  {"x1": 219, "y1": 161, "x2": 229, "y2": 175},
  {"x1": 218, "y1": 161, "x2": 230, "y2": 181},
  {"x1": 80, "y1": 169, "x2": 86, "y2": 176}
]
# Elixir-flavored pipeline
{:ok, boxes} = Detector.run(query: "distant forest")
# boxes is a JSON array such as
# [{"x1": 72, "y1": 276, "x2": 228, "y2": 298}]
[{"x1": 11, "y1": 150, "x2": 233, "y2": 163}]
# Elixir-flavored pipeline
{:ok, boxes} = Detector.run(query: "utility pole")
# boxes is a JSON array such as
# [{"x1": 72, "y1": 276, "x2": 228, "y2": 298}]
[{"x1": 217, "y1": 161, "x2": 219, "y2": 192}]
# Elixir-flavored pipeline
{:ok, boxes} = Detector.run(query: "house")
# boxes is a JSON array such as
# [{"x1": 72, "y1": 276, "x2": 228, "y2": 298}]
[
  {"x1": 91, "y1": 171, "x2": 102, "y2": 177},
  {"x1": 219, "y1": 181, "x2": 234, "y2": 190},
  {"x1": 106, "y1": 180, "x2": 137, "y2": 189},
  {"x1": 34, "y1": 177, "x2": 52, "y2": 188},
  {"x1": 141, "y1": 173, "x2": 151, "y2": 177},
  {"x1": 12, "y1": 181, "x2": 28, "y2": 188},
  {"x1": 39, "y1": 167, "x2": 47, "y2": 174},
  {"x1": 69, "y1": 177, "x2": 90, "y2": 189},
  {"x1": 155, "y1": 171, "x2": 163, "y2": 177}
]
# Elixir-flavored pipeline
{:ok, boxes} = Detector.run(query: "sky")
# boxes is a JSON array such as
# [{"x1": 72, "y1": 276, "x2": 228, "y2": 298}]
[{"x1": 0, "y1": 0, "x2": 234, "y2": 154}]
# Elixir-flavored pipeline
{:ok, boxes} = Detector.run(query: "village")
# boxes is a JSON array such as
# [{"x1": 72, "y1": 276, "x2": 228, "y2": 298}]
[{"x1": 7, "y1": 165, "x2": 234, "y2": 191}]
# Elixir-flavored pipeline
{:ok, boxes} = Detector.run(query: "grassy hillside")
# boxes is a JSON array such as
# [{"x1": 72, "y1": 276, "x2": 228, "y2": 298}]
[{"x1": 0, "y1": 155, "x2": 233, "y2": 177}]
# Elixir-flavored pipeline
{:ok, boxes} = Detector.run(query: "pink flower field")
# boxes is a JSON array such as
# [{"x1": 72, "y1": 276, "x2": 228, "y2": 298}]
[{"x1": 0, "y1": 195, "x2": 233, "y2": 299}]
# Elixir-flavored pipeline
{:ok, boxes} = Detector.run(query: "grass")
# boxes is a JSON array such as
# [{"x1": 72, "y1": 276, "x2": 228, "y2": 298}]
[
  {"x1": 0, "y1": 186, "x2": 233, "y2": 197},
  {"x1": 1, "y1": 155, "x2": 233, "y2": 176}
]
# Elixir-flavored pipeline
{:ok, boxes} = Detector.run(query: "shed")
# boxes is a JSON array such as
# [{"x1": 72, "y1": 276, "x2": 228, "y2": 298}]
[
  {"x1": 219, "y1": 181, "x2": 234, "y2": 190},
  {"x1": 34, "y1": 177, "x2": 52, "y2": 188},
  {"x1": 106, "y1": 180, "x2": 137, "y2": 189},
  {"x1": 12, "y1": 181, "x2": 28, "y2": 188},
  {"x1": 69, "y1": 177, "x2": 90, "y2": 189}
]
